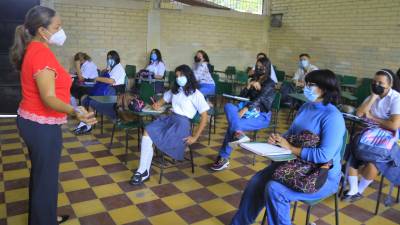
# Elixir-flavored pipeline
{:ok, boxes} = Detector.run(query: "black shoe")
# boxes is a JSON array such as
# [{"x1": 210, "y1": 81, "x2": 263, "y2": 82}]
[
  {"x1": 129, "y1": 170, "x2": 149, "y2": 185},
  {"x1": 74, "y1": 125, "x2": 92, "y2": 135},
  {"x1": 58, "y1": 215, "x2": 69, "y2": 224},
  {"x1": 341, "y1": 192, "x2": 363, "y2": 202},
  {"x1": 210, "y1": 156, "x2": 230, "y2": 171}
]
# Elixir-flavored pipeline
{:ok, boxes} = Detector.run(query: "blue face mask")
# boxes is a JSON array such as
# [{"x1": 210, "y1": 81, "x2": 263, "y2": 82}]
[
  {"x1": 303, "y1": 86, "x2": 319, "y2": 102},
  {"x1": 300, "y1": 59, "x2": 310, "y2": 69},
  {"x1": 107, "y1": 59, "x2": 115, "y2": 67},
  {"x1": 150, "y1": 53, "x2": 158, "y2": 62},
  {"x1": 176, "y1": 76, "x2": 188, "y2": 87}
]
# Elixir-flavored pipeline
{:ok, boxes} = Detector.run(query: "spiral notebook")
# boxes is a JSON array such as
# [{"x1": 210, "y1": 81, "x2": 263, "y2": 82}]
[{"x1": 240, "y1": 142, "x2": 292, "y2": 156}]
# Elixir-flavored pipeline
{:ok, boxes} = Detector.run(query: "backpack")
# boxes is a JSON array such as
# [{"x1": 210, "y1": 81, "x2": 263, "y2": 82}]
[
  {"x1": 137, "y1": 69, "x2": 154, "y2": 79},
  {"x1": 128, "y1": 97, "x2": 145, "y2": 112},
  {"x1": 353, "y1": 127, "x2": 399, "y2": 165}
]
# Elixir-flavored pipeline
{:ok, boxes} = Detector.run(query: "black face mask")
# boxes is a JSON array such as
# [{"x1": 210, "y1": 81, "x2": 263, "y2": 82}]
[
  {"x1": 371, "y1": 83, "x2": 385, "y2": 95},
  {"x1": 255, "y1": 67, "x2": 266, "y2": 76},
  {"x1": 194, "y1": 56, "x2": 201, "y2": 63}
]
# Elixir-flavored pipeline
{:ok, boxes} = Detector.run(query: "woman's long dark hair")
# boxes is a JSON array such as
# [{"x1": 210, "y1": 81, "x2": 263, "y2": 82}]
[
  {"x1": 148, "y1": 49, "x2": 163, "y2": 64},
  {"x1": 196, "y1": 50, "x2": 210, "y2": 63},
  {"x1": 376, "y1": 69, "x2": 400, "y2": 92},
  {"x1": 10, "y1": 6, "x2": 56, "y2": 71},
  {"x1": 305, "y1": 69, "x2": 341, "y2": 105},
  {"x1": 254, "y1": 57, "x2": 271, "y2": 81},
  {"x1": 172, "y1": 65, "x2": 198, "y2": 96},
  {"x1": 107, "y1": 50, "x2": 120, "y2": 69}
]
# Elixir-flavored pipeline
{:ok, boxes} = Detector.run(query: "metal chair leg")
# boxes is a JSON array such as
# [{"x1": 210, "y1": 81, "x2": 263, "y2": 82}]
[
  {"x1": 208, "y1": 116, "x2": 212, "y2": 145},
  {"x1": 261, "y1": 208, "x2": 267, "y2": 225},
  {"x1": 137, "y1": 128, "x2": 141, "y2": 150},
  {"x1": 252, "y1": 131, "x2": 257, "y2": 165},
  {"x1": 291, "y1": 201, "x2": 298, "y2": 222},
  {"x1": 189, "y1": 146, "x2": 195, "y2": 174},
  {"x1": 340, "y1": 157, "x2": 352, "y2": 197},
  {"x1": 159, "y1": 151, "x2": 165, "y2": 184},
  {"x1": 109, "y1": 123, "x2": 116, "y2": 150},
  {"x1": 213, "y1": 115, "x2": 216, "y2": 134},
  {"x1": 101, "y1": 114, "x2": 104, "y2": 134},
  {"x1": 335, "y1": 192, "x2": 339, "y2": 225},
  {"x1": 375, "y1": 175, "x2": 385, "y2": 215},
  {"x1": 305, "y1": 206, "x2": 312, "y2": 225},
  {"x1": 124, "y1": 129, "x2": 129, "y2": 164}
]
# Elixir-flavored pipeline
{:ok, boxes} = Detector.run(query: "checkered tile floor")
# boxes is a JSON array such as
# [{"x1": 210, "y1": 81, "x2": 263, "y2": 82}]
[{"x1": 1, "y1": 109, "x2": 399, "y2": 225}]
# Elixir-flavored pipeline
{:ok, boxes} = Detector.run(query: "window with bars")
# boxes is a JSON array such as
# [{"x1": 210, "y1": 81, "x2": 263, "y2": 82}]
[{"x1": 207, "y1": 0, "x2": 264, "y2": 15}]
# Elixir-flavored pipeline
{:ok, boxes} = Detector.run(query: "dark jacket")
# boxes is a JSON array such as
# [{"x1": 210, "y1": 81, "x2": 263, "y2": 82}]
[{"x1": 239, "y1": 78, "x2": 276, "y2": 113}]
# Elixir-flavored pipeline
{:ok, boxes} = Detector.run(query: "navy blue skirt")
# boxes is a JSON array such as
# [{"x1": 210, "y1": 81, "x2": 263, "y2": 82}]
[{"x1": 146, "y1": 113, "x2": 191, "y2": 160}]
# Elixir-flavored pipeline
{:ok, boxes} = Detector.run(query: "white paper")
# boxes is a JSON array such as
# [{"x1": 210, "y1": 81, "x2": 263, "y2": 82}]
[
  {"x1": 240, "y1": 142, "x2": 292, "y2": 156},
  {"x1": 142, "y1": 105, "x2": 167, "y2": 113},
  {"x1": 222, "y1": 94, "x2": 250, "y2": 102}
]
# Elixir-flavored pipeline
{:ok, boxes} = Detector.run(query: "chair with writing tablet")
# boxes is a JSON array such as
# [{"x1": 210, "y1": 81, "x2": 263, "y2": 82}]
[{"x1": 261, "y1": 130, "x2": 349, "y2": 225}]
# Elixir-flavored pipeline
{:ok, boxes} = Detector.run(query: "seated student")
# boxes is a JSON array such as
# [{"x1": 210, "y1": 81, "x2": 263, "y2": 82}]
[
  {"x1": 248, "y1": 52, "x2": 278, "y2": 83},
  {"x1": 280, "y1": 53, "x2": 318, "y2": 106},
  {"x1": 193, "y1": 50, "x2": 215, "y2": 96},
  {"x1": 230, "y1": 70, "x2": 345, "y2": 225},
  {"x1": 342, "y1": 69, "x2": 400, "y2": 202},
  {"x1": 74, "y1": 52, "x2": 98, "y2": 81},
  {"x1": 146, "y1": 49, "x2": 166, "y2": 93},
  {"x1": 74, "y1": 50, "x2": 126, "y2": 134},
  {"x1": 211, "y1": 57, "x2": 275, "y2": 171},
  {"x1": 292, "y1": 53, "x2": 318, "y2": 87},
  {"x1": 70, "y1": 52, "x2": 98, "y2": 106},
  {"x1": 130, "y1": 65, "x2": 209, "y2": 185}
]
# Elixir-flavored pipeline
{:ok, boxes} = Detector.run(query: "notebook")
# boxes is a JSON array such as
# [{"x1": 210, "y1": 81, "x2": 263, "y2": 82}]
[
  {"x1": 240, "y1": 142, "x2": 292, "y2": 156},
  {"x1": 222, "y1": 94, "x2": 250, "y2": 102},
  {"x1": 142, "y1": 105, "x2": 168, "y2": 113}
]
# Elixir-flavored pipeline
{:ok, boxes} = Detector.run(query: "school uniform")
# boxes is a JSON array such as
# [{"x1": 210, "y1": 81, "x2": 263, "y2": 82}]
[
  {"x1": 231, "y1": 102, "x2": 346, "y2": 225},
  {"x1": 193, "y1": 62, "x2": 215, "y2": 96},
  {"x1": 81, "y1": 61, "x2": 98, "y2": 79},
  {"x1": 146, "y1": 61, "x2": 166, "y2": 94},
  {"x1": 84, "y1": 63, "x2": 126, "y2": 119},
  {"x1": 70, "y1": 60, "x2": 98, "y2": 99},
  {"x1": 146, "y1": 89, "x2": 210, "y2": 160},
  {"x1": 292, "y1": 64, "x2": 318, "y2": 82},
  {"x1": 109, "y1": 63, "x2": 126, "y2": 85},
  {"x1": 350, "y1": 89, "x2": 400, "y2": 185}
]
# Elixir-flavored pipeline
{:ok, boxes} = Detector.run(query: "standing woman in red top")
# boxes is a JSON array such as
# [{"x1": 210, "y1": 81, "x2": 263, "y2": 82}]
[{"x1": 9, "y1": 6, "x2": 96, "y2": 225}]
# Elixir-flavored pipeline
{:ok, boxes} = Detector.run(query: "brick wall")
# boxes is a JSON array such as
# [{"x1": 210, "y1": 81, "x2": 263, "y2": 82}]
[
  {"x1": 49, "y1": 0, "x2": 148, "y2": 71},
  {"x1": 269, "y1": 0, "x2": 400, "y2": 78},
  {"x1": 159, "y1": 7, "x2": 268, "y2": 71},
  {"x1": 43, "y1": 0, "x2": 268, "y2": 73}
]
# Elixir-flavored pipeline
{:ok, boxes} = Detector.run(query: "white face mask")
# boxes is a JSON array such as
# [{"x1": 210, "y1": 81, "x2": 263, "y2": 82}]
[{"x1": 45, "y1": 29, "x2": 67, "y2": 46}]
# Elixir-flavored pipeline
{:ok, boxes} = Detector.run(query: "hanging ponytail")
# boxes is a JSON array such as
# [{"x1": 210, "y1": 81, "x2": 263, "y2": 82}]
[
  {"x1": 9, "y1": 6, "x2": 56, "y2": 71},
  {"x1": 10, "y1": 25, "x2": 32, "y2": 71}
]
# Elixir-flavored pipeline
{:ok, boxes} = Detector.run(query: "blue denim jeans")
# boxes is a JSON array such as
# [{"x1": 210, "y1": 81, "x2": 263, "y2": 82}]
[
  {"x1": 230, "y1": 163, "x2": 339, "y2": 225},
  {"x1": 219, "y1": 103, "x2": 271, "y2": 159}
]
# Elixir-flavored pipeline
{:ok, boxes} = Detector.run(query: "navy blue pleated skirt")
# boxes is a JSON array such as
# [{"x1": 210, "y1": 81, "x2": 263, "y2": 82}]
[{"x1": 146, "y1": 113, "x2": 191, "y2": 160}]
